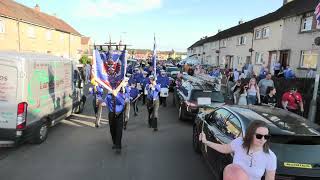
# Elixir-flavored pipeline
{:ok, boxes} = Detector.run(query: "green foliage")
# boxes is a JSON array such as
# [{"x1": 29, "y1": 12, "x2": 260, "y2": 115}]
[{"x1": 79, "y1": 55, "x2": 91, "y2": 64}]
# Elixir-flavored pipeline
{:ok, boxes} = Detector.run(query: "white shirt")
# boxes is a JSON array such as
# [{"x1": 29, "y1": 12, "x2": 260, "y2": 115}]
[
  {"x1": 230, "y1": 137, "x2": 277, "y2": 180},
  {"x1": 234, "y1": 71, "x2": 240, "y2": 81}
]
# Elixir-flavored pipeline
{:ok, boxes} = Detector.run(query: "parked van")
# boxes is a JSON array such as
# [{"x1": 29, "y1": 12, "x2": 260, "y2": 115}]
[{"x1": 0, "y1": 52, "x2": 86, "y2": 145}]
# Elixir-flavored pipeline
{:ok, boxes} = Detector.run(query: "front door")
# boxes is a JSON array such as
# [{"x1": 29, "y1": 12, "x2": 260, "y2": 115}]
[
  {"x1": 280, "y1": 50, "x2": 290, "y2": 69},
  {"x1": 268, "y1": 51, "x2": 277, "y2": 75}
]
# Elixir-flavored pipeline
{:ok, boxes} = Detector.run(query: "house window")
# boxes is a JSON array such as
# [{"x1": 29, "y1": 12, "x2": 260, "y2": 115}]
[
  {"x1": 300, "y1": 50, "x2": 318, "y2": 69},
  {"x1": 46, "y1": 30, "x2": 52, "y2": 41},
  {"x1": 238, "y1": 36, "x2": 246, "y2": 45},
  {"x1": 221, "y1": 40, "x2": 227, "y2": 47},
  {"x1": 262, "y1": 27, "x2": 270, "y2": 38},
  {"x1": 301, "y1": 16, "x2": 313, "y2": 32},
  {"x1": 255, "y1": 29, "x2": 262, "y2": 39},
  {"x1": 0, "y1": 20, "x2": 5, "y2": 33},
  {"x1": 27, "y1": 26, "x2": 36, "y2": 38},
  {"x1": 255, "y1": 52, "x2": 264, "y2": 64}
]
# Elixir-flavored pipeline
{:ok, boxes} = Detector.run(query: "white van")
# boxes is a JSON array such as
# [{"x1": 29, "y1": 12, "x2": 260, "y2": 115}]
[{"x1": 0, "y1": 51, "x2": 86, "y2": 145}]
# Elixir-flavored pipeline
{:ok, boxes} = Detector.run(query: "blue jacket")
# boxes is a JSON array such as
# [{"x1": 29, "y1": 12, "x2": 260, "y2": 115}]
[
  {"x1": 284, "y1": 69, "x2": 295, "y2": 79},
  {"x1": 157, "y1": 75, "x2": 169, "y2": 88},
  {"x1": 130, "y1": 88, "x2": 140, "y2": 100},
  {"x1": 89, "y1": 85, "x2": 104, "y2": 97},
  {"x1": 146, "y1": 83, "x2": 161, "y2": 100},
  {"x1": 124, "y1": 86, "x2": 131, "y2": 102},
  {"x1": 105, "y1": 92, "x2": 125, "y2": 113},
  {"x1": 210, "y1": 70, "x2": 220, "y2": 77},
  {"x1": 129, "y1": 73, "x2": 143, "y2": 85},
  {"x1": 141, "y1": 77, "x2": 150, "y2": 87}
]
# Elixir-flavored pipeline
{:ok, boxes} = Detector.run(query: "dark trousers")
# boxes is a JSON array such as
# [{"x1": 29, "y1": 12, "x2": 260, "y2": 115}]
[
  {"x1": 147, "y1": 99, "x2": 159, "y2": 129},
  {"x1": 93, "y1": 95, "x2": 98, "y2": 115},
  {"x1": 108, "y1": 112, "x2": 124, "y2": 148},
  {"x1": 132, "y1": 101, "x2": 138, "y2": 114},
  {"x1": 274, "y1": 70, "x2": 280, "y2": 76},
  {"x1": 159, "y1": 97, "x2": 167, "y2": 107}
]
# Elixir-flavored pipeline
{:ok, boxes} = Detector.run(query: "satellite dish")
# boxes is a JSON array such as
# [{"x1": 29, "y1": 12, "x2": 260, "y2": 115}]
[{"x1": 314, "y1": 37, "x2": 320, "y2": 46}]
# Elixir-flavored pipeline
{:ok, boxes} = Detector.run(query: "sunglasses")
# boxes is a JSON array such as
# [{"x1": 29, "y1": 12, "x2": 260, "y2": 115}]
[{"x1": 255, "y1": 133, "x2": 271, "y2": 140}]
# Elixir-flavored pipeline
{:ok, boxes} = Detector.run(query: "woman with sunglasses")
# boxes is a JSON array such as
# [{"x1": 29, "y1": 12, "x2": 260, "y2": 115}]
[{"x1": 199, "y1": 120, "x2": 277, "y2": 180}]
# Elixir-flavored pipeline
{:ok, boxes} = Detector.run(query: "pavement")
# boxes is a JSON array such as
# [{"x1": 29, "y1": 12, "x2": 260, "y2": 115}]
[{"x1": 0, "y1": 89, "x2": 212, "y2": 180}]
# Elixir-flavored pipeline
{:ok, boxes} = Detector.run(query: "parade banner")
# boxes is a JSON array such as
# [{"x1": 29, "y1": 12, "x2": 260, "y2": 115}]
[{"x1": 91, "y1": 49, "x2": 127, "y2": 94}]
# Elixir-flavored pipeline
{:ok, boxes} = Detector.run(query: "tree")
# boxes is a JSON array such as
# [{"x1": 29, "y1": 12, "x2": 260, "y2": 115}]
[{"x1": 79, "y1": 55, "x2": 90, "y2": 64}]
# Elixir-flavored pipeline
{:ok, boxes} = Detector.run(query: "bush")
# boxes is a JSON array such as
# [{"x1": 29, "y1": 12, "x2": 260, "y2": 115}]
[{"x1": 79, "y1": 55, "x2": 91, "y2": 64}]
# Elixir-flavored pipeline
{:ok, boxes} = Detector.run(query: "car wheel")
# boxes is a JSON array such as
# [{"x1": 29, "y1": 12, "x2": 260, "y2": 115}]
[
  {"x1": 178, "y1": 106, "x2": 185, "y2": 121},
  {"x1": 31, "y1": 121, "x2": 49, "y2": 144},
  {"x1": 193, "y1": 125, "x2": 201, "y2": 154}
]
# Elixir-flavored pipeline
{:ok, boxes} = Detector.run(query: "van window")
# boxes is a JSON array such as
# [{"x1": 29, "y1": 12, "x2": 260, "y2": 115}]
[{"x1": 0, "y1": 65, "x2": 17, "y2": 102}]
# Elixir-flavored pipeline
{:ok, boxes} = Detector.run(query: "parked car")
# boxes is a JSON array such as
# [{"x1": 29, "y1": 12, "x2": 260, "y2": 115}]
[
  {"x1": 0, "y1": 51, "x2": 86, "y2": 145},
  {"x1": 174, "y1": 79, "x2": 225, "y2": 121},
  {"x1": 193, "y1": 105, "x2": 320, "y2": 179}
]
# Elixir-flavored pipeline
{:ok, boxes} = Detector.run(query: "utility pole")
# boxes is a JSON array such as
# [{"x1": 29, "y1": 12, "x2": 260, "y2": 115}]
[{"x1": 308, "y1": 37, "x2": 320, "y2": 122}]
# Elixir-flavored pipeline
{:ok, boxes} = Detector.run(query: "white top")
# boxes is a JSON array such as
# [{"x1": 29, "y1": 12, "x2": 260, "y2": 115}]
[{"x1": 230, "y1": 138, "x2": 277, "y2": 180}]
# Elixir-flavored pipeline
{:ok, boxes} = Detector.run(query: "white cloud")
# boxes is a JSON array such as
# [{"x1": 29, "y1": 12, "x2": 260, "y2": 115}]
[{"x1": 74, "y1": 0, "x2": 162, "y2": 18}]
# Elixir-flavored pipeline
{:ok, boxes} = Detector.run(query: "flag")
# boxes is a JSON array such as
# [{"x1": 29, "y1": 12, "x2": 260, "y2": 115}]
[
  {"x1": 315, "y1": 2, "x2": 320, "y2": 26},
  {"x1": 91, "y1": 49, "x2": 127, "y2": 93},
  {"x1": 151, "y1": 35, "x2": 157, "y2": 80}
]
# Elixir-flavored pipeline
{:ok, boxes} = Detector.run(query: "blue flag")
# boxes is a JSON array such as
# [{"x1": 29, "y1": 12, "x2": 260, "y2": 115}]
[{"x1": 151, "y1": 35, "x2": 157, "y2": 79}]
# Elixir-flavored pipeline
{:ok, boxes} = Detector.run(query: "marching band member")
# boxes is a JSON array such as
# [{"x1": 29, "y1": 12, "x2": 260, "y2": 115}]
[
  {"x1": 146, "y1": 75, "x2": 161, "y2": 131},
  {"x1": 157, "y1": 70, "x2": 169, "y2": 107},
  {"x1": 88, "y1": 79, "x2": 104, "y2": 127},
  {"x1": 141, "y1": 71, "x2": 150, "y2": 105}
]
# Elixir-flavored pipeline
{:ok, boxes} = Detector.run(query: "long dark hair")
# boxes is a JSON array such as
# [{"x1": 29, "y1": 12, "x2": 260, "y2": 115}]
[
  {"x1": 242, "y1": 120, "x2": 270, "y2": 154},
  {"x1": 239, "y1": 83, "x2": 248, "y2": 95}
]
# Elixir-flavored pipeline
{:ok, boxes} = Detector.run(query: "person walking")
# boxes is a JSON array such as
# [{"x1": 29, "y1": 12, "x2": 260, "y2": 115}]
[
  {"x1": 105, "y1": 86, "x2": 126, "y2": 153},
  {"x1": 281, "y1": 87, "x2": 304, "y2": 115},
  {"x1": 199, "y1": 120, "x2": 277, "y2": 180},
  {"x1": 233, "y1": 69, "x2": 240, "y2": 82},
  {"x1": 227, "y1": 72, "x2": 235, "y2": 100},
  {"x1": 262, "y1": 87, "x2": 277, "y2": 107},
  {"x1": 146, "y1": 75, "x2": 161, "y2": 131},
  {"x1": 236, "y1": 83, "x2": 248, "y2": 105},
  {"x1": 247, "y1": 78, "x2": 261, "y2": 105},
  {"x1": 89, "y1": 80, "x2": 104, "y2": 127},
  {"x1": 157, "y1": 70, "x2": 169, "y2": 107},
  {"x1": 258, "y1": 73, "x2": 274, "y2": 101}
]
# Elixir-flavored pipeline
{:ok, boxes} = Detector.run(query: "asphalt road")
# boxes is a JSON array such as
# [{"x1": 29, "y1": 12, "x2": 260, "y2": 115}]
[{"x1": 0, "y1": 91, "x2": 212, "y2": 180}]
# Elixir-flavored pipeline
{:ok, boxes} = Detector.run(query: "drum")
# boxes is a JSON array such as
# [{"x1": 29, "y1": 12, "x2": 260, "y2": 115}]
[{"x1": 160, "y1": 88, "x2": 169, "y2": 97}]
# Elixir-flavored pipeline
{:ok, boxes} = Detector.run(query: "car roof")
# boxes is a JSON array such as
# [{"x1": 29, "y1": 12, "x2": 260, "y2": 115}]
[{"x1": 224, "y1": 105, "x2": 320, "y2": 136}]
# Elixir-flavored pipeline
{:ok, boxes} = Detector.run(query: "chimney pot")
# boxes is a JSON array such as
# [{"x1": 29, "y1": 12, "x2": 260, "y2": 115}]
[{"x1": 34, "y1": 4, "x2": 40, "y2": 12}]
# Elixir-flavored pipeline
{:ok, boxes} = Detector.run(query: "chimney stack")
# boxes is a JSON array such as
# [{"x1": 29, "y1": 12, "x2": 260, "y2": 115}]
[
  {"x1": 218, "y1": 29, "x2": 221, "y2": 33},
  {"x1": 34, "y1": 4, "x2": 40, "y2": 12},
  {"x1": 238, "y1": 20, "x2": 244, "y2": 25}
]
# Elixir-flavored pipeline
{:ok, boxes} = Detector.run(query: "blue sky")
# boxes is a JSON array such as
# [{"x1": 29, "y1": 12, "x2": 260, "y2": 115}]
[{"x1": 16, "y1": 0, "x2": 283, "y2": 52}]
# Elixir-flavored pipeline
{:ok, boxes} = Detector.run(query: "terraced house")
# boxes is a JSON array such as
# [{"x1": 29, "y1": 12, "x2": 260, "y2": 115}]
[
  {"x1": 0, "y1": 0, "x2": 83, "y2": 60},
  {"x1": 188, "y1": 0, "x2": 320, "y2": 77}
]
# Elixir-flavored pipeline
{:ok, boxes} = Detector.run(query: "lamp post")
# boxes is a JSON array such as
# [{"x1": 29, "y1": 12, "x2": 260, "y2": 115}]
[{"x1": 308, "y1": 37, "x2": 320, "y2": 122}]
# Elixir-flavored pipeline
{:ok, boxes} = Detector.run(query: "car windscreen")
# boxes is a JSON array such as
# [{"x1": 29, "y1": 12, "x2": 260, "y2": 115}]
[
  {"x1": 239, "y1": 106, "x2": 320, "y2": 136},
  {"x1": 190, "y1": 90, "x2": 224, "y2": 103},
  {"x1": 166, "y1": 67, "x2": 179, "y2": 72}
]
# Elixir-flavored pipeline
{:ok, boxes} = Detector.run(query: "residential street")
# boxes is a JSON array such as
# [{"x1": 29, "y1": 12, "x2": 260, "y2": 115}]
[{"x1": 0, "y1": 91, "x2": 212, "y2": 180}]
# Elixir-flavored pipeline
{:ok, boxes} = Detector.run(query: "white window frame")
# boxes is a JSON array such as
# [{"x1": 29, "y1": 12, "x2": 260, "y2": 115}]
[
  {"x1": 238, "y1": 36, "x2": 246, "y2": 45},
  {"x1": 27, "y1": 26, "x2": 36, "y2": 38},
  {"x1": 301, "y1": 16, "x2": 313, "y2": 32},
  {"x1": 0, "y1": 20, "x2": 5, "y2": 33},
  {"x1": 255, "y1": 29, "x2": 262, "y2": 39},
  {"x1": 300, "y1": 50, "x2": 318, "y2": 69},
  {"x1": 255, "y1": 52, "x2": 264, "y2": 64},
  {"x1": 262, "y1": 27, "x2": 270, "y2": 38}
]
